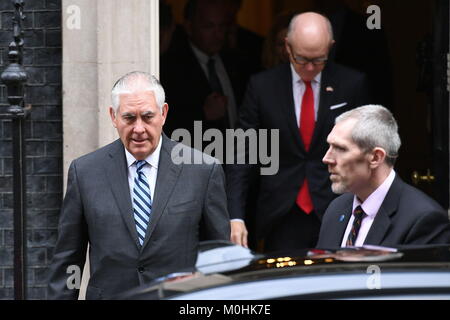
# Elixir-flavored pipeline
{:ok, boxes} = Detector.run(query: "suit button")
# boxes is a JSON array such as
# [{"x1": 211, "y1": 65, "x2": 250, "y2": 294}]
[{"x1": 138, "y1": 267, "x2": 145, "y2": 273}]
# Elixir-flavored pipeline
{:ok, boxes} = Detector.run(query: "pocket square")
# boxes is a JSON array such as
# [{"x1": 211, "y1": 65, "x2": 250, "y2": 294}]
[{"x1": 329, "y1": 102, "x2": 348, "y2": 110}]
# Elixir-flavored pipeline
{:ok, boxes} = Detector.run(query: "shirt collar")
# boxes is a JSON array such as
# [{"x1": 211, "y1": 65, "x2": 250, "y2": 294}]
[
  {"x1": 352, "y1": 169, "x2": 396, "y2": 218},
  {"x1": 190, "y1": 42, "x2": 220, "y2": 66},
  {"x1": 125, "y1": 135, "x2": 162, "y2": 169},
  {"x1": 290, "y1": 63, "x2": 322, "y2": 86}
]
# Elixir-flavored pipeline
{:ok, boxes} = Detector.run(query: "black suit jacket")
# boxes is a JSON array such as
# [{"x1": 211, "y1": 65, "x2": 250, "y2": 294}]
[
  {"x1": 160, "y1": 38, "x2": 251, "y2": 136},
  {"x1": 47, "y1": 135, "x2": 230, "y2": 299},
  {"x1": 317, "y1": 176, "x2": 450, "y2": 249},
  {"x1": 227, "y1": 62, "x2": 371, "y2": 238}
]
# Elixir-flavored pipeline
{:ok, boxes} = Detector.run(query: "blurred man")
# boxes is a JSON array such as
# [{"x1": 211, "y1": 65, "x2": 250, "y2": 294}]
[
  {"x1": 47, "y1": 72, "x2": 230, "y2": 299},
  {"x1": 223, "y1": 0, "x2": 264, "y2": 74},
  {"x1": 227, "y1": 12, "x2": 371, "y2": 251},
  {"x1": 161, "y1": 0, "x2": 250, "y2": 137},
  {"x1": 159, "y1": 0, "x2": 176, "y2": 55},
  {"x1": 317, "y1": 105, "x2": 450, "y2": 248}
]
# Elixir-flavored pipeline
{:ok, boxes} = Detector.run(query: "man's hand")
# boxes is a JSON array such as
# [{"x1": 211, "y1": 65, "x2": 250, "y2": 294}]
[
  {"x1": 203, "y1": 92, "x2": 228, "y2": 121},
  {"x1": 230, "y1": 220, "x2": 248, "y2": 248}
]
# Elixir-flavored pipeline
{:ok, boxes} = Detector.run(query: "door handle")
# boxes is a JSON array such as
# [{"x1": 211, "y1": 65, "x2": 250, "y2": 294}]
[{"x1": 411, "y1": 169, "x2": 435, "y2": 186}]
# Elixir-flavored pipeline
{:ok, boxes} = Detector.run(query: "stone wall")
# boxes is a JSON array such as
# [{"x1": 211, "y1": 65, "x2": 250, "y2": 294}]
[{"x1": 0, "y1": 0, "x2": 62, "y2": 300}]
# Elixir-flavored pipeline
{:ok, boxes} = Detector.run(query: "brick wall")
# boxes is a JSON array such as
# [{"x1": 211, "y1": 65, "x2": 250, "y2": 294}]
[{"x1": 0, "y1": 0, "x2": 62, "y2": 300}]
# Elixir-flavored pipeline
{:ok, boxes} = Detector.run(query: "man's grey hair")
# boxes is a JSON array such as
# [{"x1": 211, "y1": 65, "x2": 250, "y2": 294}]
[
  {"x1": 336, "y1": 105, "x2": 401, "y2": 166},
  {"x1": 111, "y1": 71, "x2": 166, "y2": 113},
  {"x1": 286, "y1": 12, "x2": 334, "y2": 44}
]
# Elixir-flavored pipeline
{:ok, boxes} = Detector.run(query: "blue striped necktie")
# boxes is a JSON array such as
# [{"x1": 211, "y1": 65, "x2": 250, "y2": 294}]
[{"x1": 133, "y1": 160, "x2": 152, "y2": 246}]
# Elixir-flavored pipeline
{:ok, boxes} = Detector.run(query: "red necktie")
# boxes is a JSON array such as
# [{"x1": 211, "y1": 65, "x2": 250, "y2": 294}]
[{"x1": 296, "y1": 81, "x2": 315, "y2": 214}]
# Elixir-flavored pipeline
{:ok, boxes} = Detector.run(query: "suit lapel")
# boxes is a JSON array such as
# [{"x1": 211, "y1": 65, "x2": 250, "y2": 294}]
[
  {"x1": 279, "y1": 64, "x2": 304, "y2": 150},
  {"x1": 310, "y1": 65, "x2": 336, "y2": 150},
  {"x1": 141, "y1": 135, "x2": 182, "y2": 250},
  {"x1": 105, "y1": 140, "x2": 141, "y2": 248},
  {"x1": 364, "y1": 176, "x2": 403, "y2": 245},
  {"x1": 363, "y1": 206, "x2": 392, "y2": 245},
  {"x1": 330, "y1": 196, "x2": 354, "y2": 246}
]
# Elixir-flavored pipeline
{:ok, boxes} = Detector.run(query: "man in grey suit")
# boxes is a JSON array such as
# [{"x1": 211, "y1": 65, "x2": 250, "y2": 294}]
[{"x1": 47, "y1": 72, "x2": 230, "y2": 300}]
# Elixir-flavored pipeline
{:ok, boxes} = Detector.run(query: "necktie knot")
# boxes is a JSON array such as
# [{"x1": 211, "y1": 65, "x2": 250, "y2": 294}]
[
  {"x1": 136, "y1": 160, "x2": 146, "y2": 173},
  {"x1": 353, "y1": 205, "x2": 366, "y2": 221}
]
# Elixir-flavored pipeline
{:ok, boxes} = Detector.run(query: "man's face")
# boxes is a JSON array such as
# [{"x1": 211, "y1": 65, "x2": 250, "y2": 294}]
[
  {"x1": 322, "y1": 119, "x2": 372, "y2": 195},
  {"x1": 285, "y1": 38, "x2": 330, "y2": 82},
  {"x1": 186, "y1": 2, "x2": 228, "y2": 56},
  {"x1": 110, "y1": 90, "x2": 168, "y2": 160}
]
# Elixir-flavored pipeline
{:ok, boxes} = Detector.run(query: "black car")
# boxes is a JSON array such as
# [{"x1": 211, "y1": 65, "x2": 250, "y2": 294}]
[{"x1": 118, "y1": 241, "x2": 450, "y2": 300}]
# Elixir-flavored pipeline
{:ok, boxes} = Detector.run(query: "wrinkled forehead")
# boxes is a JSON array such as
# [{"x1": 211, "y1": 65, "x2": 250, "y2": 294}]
[
  {"x1": 289, "y1": 34, "x2": 330, "y2": 57},
  {"x1": 118, "y1": 90, "x2": 157, "y2": 109},
  {"x1": 121, "y1": 76, "x2": 153, "y2": 91}
]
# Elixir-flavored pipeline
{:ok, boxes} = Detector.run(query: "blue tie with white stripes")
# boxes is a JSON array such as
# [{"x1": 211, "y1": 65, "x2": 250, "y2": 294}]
[{"x1": 133, "y1": 160, "x2": 152, "y2": 246}]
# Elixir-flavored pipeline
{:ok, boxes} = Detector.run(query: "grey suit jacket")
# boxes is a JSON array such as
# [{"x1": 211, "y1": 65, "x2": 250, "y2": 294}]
[
  {"x1": 317, "y1": 176, "x2": 450, "y2": 249},
  {"x1": 47, "y1": 135, "x2": 230, "y2": 299}
]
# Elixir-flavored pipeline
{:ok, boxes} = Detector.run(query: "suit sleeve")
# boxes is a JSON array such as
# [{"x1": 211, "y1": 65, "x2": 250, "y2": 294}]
[
  {"x1": 226, "y1": 77, "x2": 260, "y2": 220},
  {"x1": 201, "y1": 162, "x2": 231, "y2": 240},
  {"x1": 47, "y1": 161, "x2": 89, "y2": 300}
]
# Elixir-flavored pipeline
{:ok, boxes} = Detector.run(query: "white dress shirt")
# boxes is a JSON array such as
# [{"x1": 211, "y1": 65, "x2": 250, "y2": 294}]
[
  {"x1": 290, "y1": 63, "x2": 322, "y2": 126},
  {"x1": 341, "y1": 169, "x2": 396, "y2": 247},
  {"x1": 125, "y1": 136, "x2": 162, "y2": 203},
  {"x1": 190, "y1": 43, "x2": 238, "y2": 128}
]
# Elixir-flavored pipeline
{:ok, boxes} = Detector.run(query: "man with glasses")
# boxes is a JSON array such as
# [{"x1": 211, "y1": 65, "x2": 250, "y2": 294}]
[{"x1": 227, "y1": 12, "x2": 372, "y2": 252}]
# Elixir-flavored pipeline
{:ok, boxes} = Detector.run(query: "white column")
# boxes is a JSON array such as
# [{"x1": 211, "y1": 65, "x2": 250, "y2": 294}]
[{"x1": 62, "y1": 0, "x2": 160, "y2": 300}]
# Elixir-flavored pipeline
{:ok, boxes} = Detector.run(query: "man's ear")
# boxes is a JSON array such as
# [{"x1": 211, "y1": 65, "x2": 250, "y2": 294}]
[
  {"x1": 284, "y1": 38, "x2": 290, "y2": 52},
  {"x1": 328, "y1": 39, "x2": 336, "y2": 52},
  {"x1": 369, "y1": 147, "x2": 387, "y2": 169},
  {"x1": 109, "y1": 107, "x2": 117, "y2": 128},
  {"x1": 161, "y1": 103, "x2": 169, "y2": 126}
]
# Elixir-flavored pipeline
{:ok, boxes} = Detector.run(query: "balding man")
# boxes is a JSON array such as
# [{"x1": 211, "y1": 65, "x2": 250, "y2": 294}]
[{"x1": 227, "y1": 12, "x2": 372, "y2": 252}]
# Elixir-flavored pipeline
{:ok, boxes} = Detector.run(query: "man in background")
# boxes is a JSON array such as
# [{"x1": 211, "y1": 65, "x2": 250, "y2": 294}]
[{"x1": 227, "y1": 12, "x2": 371, "y2": 252}]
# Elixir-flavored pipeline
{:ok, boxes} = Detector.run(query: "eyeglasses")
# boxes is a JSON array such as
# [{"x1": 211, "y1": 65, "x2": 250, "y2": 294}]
[
  {"x1": 288, "y1": 45, "x2": 328, "y2": 66},
  {"x1": 291, "y1": 55, "x2": 328, "y2": 66}
]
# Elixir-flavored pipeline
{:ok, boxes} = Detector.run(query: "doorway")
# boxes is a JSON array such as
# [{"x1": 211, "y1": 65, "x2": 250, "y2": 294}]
[
  {"x1": 162, "y1": 0, "x2": 450, "y2": 209},
  {"x1": 270, "y1": 0, "x2": 449, "y2": 208}
]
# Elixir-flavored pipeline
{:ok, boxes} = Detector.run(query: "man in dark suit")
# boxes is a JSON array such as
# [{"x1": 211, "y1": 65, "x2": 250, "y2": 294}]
[
  {"x1": 47, "y1": 72, "x2": 230, "y2": 299},
  {"x1": 317, "y1": 105, "x2": 450, "y2": 248},
  {"x1": 227, "y1": 12, "x2": 371, "y2": 251},
  {"x1": 161, "y1": 0, "x2": 251, "y2": 138}
]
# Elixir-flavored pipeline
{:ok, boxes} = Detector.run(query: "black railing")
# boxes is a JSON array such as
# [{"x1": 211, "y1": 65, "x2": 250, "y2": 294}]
[{"x1": 0, "y1": 0, "x2": 29, "y2": 300}]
